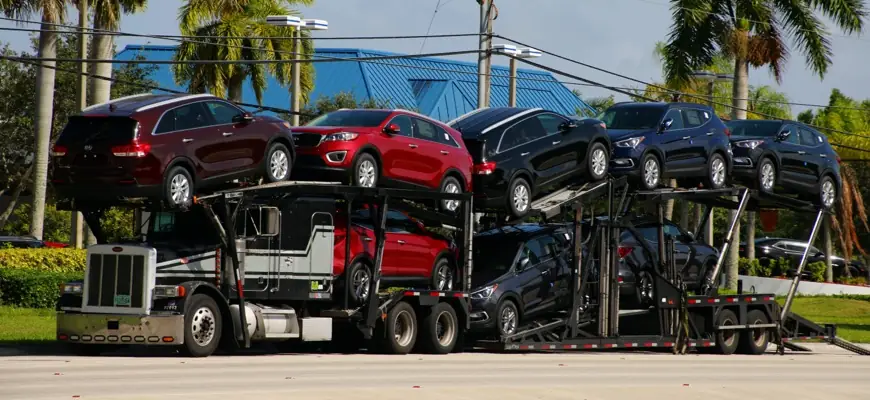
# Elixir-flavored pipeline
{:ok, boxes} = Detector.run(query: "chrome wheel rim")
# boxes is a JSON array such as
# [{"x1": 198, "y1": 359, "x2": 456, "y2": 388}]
[
  {"x1": 751, "y1": 318, "x2": 767, "y2": 347},
  {"x1": 513, "y1": 184, "x2": 529, "y2": 213},
  {"x1": 711, "y1": 157, "x2": 725, "y2": 186},
  {"x1": 269, "y1": 150, "x2": 289, "y2": 180},
  {"x1": 191, "y1": 306, "x2": 216, "y2": 347},
  {"x1": 500, "y1": 306, "x2": 517, "y2": 335},
  {"x1": 352, "y1": 267, "x2": 370, "y2": 301},
  {"x1": 436, "y1": 263, "x2": 453, "y2": 291},
  {"x1": 358, "y1": 160, "x2": 376, "y2": 187},
  {"x1": 721, "y1": 318, "x2": 736, "y2": 347},
  {"x1": 591, "y1": 148, "x2": 607, "y2": 177},
  {"x1": 393, "y1": 310, "x2": 414, "y2": 347},
  {"x1": 442, "y1": 181, "x2": 461, "y2": 212},
  {"x1": 170, "y1": 174, "x2": 190, "y2": 204},
  {"x1": 435, "y1": 311, "x2": 456, "y2": 347},
  {"x1": 761, "y1": 163, "x2": 775, "y2": 190},
  {"x1": 643, "y1": 158, "x2": 659, "y2": 188},
  {"x1": 822, "y1": 180, "x2": 836, "y2": 207}
]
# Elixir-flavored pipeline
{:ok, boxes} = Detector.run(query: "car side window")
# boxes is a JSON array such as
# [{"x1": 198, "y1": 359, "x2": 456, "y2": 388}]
[
  {"x1": 781, "y1": 125, "x2": 800, "y2": 144},
  {"x1": 499, "y1": 116, "x2": 547, "y2": 152},
  {"x1": 681, "y1": 109, "x2": 705, "y2": 128},
  {"x1": 799, "y1": 128, "x2": 818, "y2": 147},
  {"x1": 521, "y1": 235, "x2": 557, "y2": 266},
  {"x1": 663, "y1": 109, "x2": 684, "y2": 130},
  {"x1": 436, "y1": 126, "x2": 461, "y2": 148},
  {"x1": 206, "y1": 101, "x2": 242, "y2": 125},
  {"x1": 663, "y1": 223, "x2": 685, "y2": 242},
  {"x1": 535, "y1": 113, "x2": 567, "y2": 135},
  {"x1": 154, "y1": 110, "x2": 176, "y2": 134},
  {"x1": 173, "y1": 102, "x2": 213, "y2": 131},
  {"x1": 412, "y1": 118, "x2": 439, "y2": 142},
  {"x1": 388, "y1": 115, "x2": 413, "y2": 137}
]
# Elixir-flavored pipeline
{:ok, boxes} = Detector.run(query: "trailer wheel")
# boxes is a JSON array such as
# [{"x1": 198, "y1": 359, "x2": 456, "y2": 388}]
[
  {"x1": 738, "y1": 309, "x2": 769, "y2": 355},
  {"x1": 382, "y1": 301, "x2": 417, "y2": 354},
  {"x1": 418, "y1": 302, "x2": 459, "y2": 354},
  {"x1": 713, "y1": 308, "x2": 740, "y2": 355},
  {"x1": 181, "y1": 294, "x2": 222, "y2": 357}
]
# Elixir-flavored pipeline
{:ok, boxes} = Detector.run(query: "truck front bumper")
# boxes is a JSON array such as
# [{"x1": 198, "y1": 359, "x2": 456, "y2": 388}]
[{"x1": 56, "y1": 312, "x2": 185, "y2": 345}]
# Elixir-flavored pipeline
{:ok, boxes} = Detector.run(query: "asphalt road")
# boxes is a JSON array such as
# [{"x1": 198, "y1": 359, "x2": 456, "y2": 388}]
[{"x1": 1, "y1": 345, "x2": 868, "y2": 400}]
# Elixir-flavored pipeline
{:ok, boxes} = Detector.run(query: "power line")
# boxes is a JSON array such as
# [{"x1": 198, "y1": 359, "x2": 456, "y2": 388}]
[{"x1": 419, "y1": 0, "x2": 443, "y2": 54}]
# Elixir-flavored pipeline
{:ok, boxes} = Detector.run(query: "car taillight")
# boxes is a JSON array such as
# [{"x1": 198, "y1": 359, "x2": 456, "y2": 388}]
[
  {"x1": 473, "y1": 162, "x2": 497, "y2": 175},
  {"x1": 51, "y1": 145, "x2": 67, "y2": 157},
  {"x1": 617, "y1": 246, "x2": 633, "y2": 259},
  {"x1": 724, "y1": 127, "x2": 731, "y2": 137},
  {"x1": 837, "y1": 156, "x2": 841, "y2": 165},
  {"x1": 112, "y1": 140, "x2": 151, "y2": 157}
]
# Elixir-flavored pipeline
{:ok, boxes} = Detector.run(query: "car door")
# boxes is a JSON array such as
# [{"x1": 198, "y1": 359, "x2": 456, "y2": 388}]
[
  {"x1": 514, "y1": 237, "x2": 548, "y2": 317},
  {"x1": 797, "y1": 127, "x2": 824, "y2": 189},
  {"x1": 203, "y1": 100, "x2": 264, "y2": 174},
  {"x1": 659, "y1": 108, "x2": 692, "y2": 172},
  {"x1": 380, "y1": 114, "x2": 424, "y2": 186},
  {"x1": 661, "y1": 222, "x2": 699, "y2": 284},
  {"x1": 385, "y1": 210, "x2": 431, "y2": 278},
  {"x1": 680, "y1": 107, "x2": 711, "y2": 167},
  {"x1": 637, "y1": 222, "x2": 690, "y2": 273},
  {"x1": 530, "y1": 233, "x2": 564, "y2": 308},
  {"x1": 775, "y1": 124, "x2": 805, "y2": 185},
  {"x1": 410, "y1": 117, "x2": 447, "y2": 187},
  {"x1": 498, "y1": 115, "x2": 549, "y2": 182},
  {"x1": 152, "y1": 101, "x2": 222, "y2": 180},
  {"x1": 531, "y1": 112, "x2": 581, "y2": 184}
]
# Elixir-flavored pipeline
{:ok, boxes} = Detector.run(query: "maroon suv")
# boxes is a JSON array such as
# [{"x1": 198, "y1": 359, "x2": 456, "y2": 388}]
[
  {"x1": 291, "y1": 109, "x2": 473, "y2": 212},
  {"x1": 51, "y1": 93, "x2": 295, "y2": 208}
]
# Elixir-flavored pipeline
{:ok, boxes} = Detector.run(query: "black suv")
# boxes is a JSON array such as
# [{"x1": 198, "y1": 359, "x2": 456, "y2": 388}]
[
  {"x1": 449, "y1": 107, "x2": 611, "y2": 219},
  {"x1": 725, "y1": 119, "x2": 841, "y2": 209}
]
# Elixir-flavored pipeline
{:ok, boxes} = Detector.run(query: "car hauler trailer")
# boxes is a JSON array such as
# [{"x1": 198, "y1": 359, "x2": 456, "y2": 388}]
[{"x1": 55, "y1": 181, "x2": 474, "y2": 357}]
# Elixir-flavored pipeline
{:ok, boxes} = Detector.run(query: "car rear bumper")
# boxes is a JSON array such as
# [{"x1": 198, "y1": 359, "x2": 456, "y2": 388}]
[{"x1": 56, "y1": 312, "x2": 185, "y2": 345}]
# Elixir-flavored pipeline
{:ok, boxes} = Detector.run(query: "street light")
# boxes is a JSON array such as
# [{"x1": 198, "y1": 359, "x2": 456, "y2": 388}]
[
  {"x1": 494, "y1": 44, "x2": 542, "y2": 107},
  {"x1": 267, "y1": 15, "x2": 329, "y2": 126}
]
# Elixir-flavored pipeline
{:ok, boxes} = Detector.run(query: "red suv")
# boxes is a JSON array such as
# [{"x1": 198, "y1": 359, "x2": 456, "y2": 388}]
[
  {"x1": 51, "y1": 93, "x2": 295, "y2": 208},
  {"x1": 291, "y1": 109, "x2": 473, "y2": 212},
  {"x1": 334, "y1": 207, "x2": 457, "y2": 304}
]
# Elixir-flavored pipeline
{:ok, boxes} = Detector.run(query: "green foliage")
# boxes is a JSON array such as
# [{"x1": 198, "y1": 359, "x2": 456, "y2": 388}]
[
  {"x1": 0, "y1": 268, "x2": 82, "y2": 309},
  {"x1": 738, "y1": 256, "x2": 790, "y2": 277},
  {"x1": 836, "y1": 276, "x2": 868, "y2": 286},
  {"x1": 0, "y1": 248, "x2": 87, "y2": 273},
  {"x1": 3, "y1": 203, "x2": 134, "y2": 244},
  {"x1": 805, "y1": 261, "x2": 827, "y2": 283}
]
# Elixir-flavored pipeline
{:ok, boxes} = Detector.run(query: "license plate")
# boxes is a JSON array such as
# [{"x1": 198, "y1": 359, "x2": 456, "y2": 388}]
[{"x1": 113, "y1": 295, "x2": 131, "y2": 306}]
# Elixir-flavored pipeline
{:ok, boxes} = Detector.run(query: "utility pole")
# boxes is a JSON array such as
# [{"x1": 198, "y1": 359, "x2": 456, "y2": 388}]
[
  {"x1": 476, "y1": 0, "x2": 490, "y2": 109},
  {"x1": 482, "y1": 4, "x2": 494, "y2": 107},
  {"x1": 508, "y1": 56, "x2": 517, "y2": 107},
  {"x1": 705, "y1": 79, "x2": 715, "y2": 246},
  {"x1": 290, "y1": 26, "x2": 301, "y2": 126},
  {"x1": 71, "y1": 0, "x2": 88, "y2": 249}
]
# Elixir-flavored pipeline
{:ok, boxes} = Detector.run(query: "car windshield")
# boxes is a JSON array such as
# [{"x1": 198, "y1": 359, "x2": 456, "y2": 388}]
[
  {"x1": 600, "y1": 107, "x2": 664, "y2": 130},
  {"x1": 305, "y1": 110, "x2": 391, "y2": 127},
  {"x1": 726, "y1": 120, "x2": 783, "y2": 137},
  {"x1": 473, "y1": 237, "x2": 521, "y2": 273}
]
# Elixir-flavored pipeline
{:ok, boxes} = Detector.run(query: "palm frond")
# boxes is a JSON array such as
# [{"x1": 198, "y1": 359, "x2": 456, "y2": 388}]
[
  {"x1": 806, "y1": 0, "x2": 866, "y2": 34},
  {"x1": 773, "y1": 0, "x2": 833, "y2": 78}
]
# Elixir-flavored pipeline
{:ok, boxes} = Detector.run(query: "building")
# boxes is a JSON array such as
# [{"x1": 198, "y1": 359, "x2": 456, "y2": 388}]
[{"x1": 115, "y1": 45, "x2": 595, "y2": 122}]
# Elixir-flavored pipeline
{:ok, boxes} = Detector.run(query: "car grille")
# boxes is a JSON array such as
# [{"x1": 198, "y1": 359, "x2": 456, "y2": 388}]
[
  {"x1": 85, "y1": 253, "x2": 147, "y2": 309},
  {"x1": 292, "y1": 133, "x2": 324, "y2": 147}
]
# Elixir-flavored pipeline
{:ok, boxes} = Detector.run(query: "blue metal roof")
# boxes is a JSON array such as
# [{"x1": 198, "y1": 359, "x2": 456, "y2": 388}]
[{"x1": 115, "y1": 45, "x2": 595, "y2": 122}]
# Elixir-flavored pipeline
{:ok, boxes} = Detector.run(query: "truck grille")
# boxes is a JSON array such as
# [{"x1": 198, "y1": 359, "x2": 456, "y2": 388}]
[
  {"x1": 85, "y1": 253, "x2": 147, "y2": 308},
  {"x1": 292, "y1": 133, "x2": 324, "y2": 147}
]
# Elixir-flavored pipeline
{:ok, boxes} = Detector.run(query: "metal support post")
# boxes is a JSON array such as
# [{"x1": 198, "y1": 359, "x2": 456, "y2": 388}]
[
  {"x1": 364, "y1": 197, "x2": 390, "y2": 334},
  {"x1": 569, "y1": 207, "x2": 583, "y2": 337},
  {"x1": 779, "y1": 209, "x2": 825, "y2": 322},
  {"x1": 608, "y1": 225, "x2": 620, "y2": 336},
  {"x1": 703, "y1": 188, "x2": 750, "y2": 295},
  {"x1": 343, "y1": 199, "x2": 353, "y2": 310},
  {"x1": 597, "y1": 224, "x2": 611, "y2": 337}
]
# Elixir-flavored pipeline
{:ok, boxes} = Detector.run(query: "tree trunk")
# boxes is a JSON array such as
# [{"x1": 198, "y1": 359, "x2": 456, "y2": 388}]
[
  {"x1": 723, "y1": 51, "x2": 750, "y2": 291},
  {"x1": 0, "y1": 165, "x2": 34, "y2": 231},
  {"x1": 692, "y1": 203, "x2": 702, "y2": 235},
  {"x1": 664, "y1": 179, "x2": 676, "y2": 219},
  {"x1": 746, "y1": 212, "x2": 756, "y2": 260},
  {"x1": 88, "y1": 16, "x2": 114, "y2": 106},
  {"x1": 228, "y1": 73, "x2": 244, "y2": 102},
  {"x1": 679, "y1": 201, "x2": 689, "y2": 230},
  {"x1": 30, "y1": 19, "x2": 59, "y2": 240},
  {"x1": 823, "y1": 215, "x2": 833, "y2": 283}
]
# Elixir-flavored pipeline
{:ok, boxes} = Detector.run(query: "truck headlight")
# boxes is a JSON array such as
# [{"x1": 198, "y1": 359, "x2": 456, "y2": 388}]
[
  {"x1": 60, "y1": 282, "x2": 83, "y2": 294},
  {"x1": 153, "y1": 285, "x2": 186, "y2": 298}
]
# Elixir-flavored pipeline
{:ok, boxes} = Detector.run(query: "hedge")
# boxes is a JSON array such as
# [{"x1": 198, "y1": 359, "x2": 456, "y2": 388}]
[
  {"x1": 0, "y1": 248, "x2": 87, "y2": 273},
  {"x1": 0, "y1": 268, "x2": 83, "y2": 308}
]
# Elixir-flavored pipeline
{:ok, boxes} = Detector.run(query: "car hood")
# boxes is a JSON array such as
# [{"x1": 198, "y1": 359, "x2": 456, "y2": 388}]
[
  {"x1": 290, "y1": 126, "x2": 355, "y2": 135},
  {"x1": 607, "y1": 128, "x2": 654, "y2": 141},
  {"x1": 471, "y1": 269, "x2": 512, "y2": 291}
]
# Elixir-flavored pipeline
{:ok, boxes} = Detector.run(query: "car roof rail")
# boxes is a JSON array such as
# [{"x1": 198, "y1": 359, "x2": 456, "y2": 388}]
[{"x1": 82, "y1": 92, "x2": 153, "y2": 112}]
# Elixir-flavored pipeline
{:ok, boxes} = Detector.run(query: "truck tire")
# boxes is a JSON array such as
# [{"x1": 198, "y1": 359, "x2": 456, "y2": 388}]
[
  {"x1": 737, "y1": 309, "x2": 770, "y2": 355},
  {"x1": 418, "y1": 302, "x2": 459, "y2": 354},
  {"x1": 181, "y1": 294, "x2": 222, "y2": 357},
  {"x1": 381, "y1": 301, "x2": 417, "y2": 354},
  {"x1": 713, "y1": 308, "x2": 739, "y2": 355}
]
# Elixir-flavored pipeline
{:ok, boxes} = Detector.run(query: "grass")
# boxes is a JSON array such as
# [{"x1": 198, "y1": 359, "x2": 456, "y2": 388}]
[{"x1": 0, "y1": 306, "x2": 55, "y2": 344}]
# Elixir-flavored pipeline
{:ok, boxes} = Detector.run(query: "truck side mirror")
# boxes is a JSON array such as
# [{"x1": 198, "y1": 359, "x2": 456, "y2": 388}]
[{"x1": 260, "y1": 207, "x2": 280, "y2": 236}]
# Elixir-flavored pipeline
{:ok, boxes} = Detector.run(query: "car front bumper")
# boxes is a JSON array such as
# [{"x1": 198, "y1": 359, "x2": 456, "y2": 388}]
[{"x1": 56, "y1": 312, "x2": 185, "y2": 345}]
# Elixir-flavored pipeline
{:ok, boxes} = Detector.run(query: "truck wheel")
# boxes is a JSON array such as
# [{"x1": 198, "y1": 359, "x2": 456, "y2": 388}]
[
  {"x1": 418, "y1": 302, "x2": 459, "y2": 354},
  {"x1": 713, "y1": 308, "x2": 739, "y2": 355},
  {"x1": 737, "y1": 309, "x2": 770, "y2": 355},
  {"x1": 181, "y1": 294, "x2": 222, "y2": 357},
  {"x1": 381, "y1": 301, "x2": 417, "y2": 354}
]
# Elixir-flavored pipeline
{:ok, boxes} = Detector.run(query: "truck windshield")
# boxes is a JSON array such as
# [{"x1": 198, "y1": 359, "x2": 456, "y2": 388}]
[{"x1": 148, "y1": 211, "x2": 219, "y2": 246}]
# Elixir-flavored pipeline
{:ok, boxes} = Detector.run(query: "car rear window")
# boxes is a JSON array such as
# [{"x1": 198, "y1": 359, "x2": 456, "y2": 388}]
[
  {"x1": 725, "y1": 120, "x2": 782, "y2": 137},
  {"x1": 600, "y1": 107, "x2": 664, "y2": 130},
  {"x1": 305, "y1": 110, "x2": 391, "y2": 127},
  {"x1": 57, "y1": 116, "x2": 138, "y2": 144}
]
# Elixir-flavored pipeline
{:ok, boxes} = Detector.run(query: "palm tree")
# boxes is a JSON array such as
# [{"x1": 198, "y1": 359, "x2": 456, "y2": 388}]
[
  {"x1": 0, "y1": 0, "x2": 66, "y2": 240},
  {"x1": 173, "y1": 0, "x2": 315, "y2": 105},
  {"x1": 89, "y1": 0, "x2": 149, "y2": 105}
]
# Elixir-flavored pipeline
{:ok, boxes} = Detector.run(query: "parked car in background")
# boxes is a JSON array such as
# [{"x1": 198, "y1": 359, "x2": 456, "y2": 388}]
[
  {"x1": 334, "y1": 206, "x2": 457, "y2": 305},
  {"x1": 740, "y1": 238, "x2": 866, "y2": 277},
  {"x1": 51, "y1": 93, "x2": 296, "y2": 208},
  {"x1": 0, "y1": 235, "x2": 68, "y2": 248},
  {"x1": 601, "y1": 102, "x2": 733, "y2": 191},
  {"x1": 726, "y1": 119, "x2": 841, "y2": 209},
  {"x1": 291, "y1": 109, "x2": 473, "y2": 213},
  {"x1": 449, "y1": 107, "x2": 610, "y2": 219}
]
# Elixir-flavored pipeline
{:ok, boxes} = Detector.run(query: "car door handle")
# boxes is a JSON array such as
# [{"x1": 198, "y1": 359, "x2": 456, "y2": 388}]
[
  {"x1": 552, "y1": 140, "x2": 561, "y2": 145},
  {"x1": 182, "y1": 138, "x2": 194, "y2": 143},
  {"x1": 820, "y1": 154, "x2": 827, "y2": 158},
  {"x1": 541, "y1": 269, "x2": 550, "y2": 275},
  {"x1": 222, "y1": 132, "x2": 233, "y2": 137},
  {"x1": 362, "y1": 237, "x2": 372, "y2": 242},
  {"x1": 798, "y1": 151, "x2": 806, "y2": 155},
  {"x1": 408, "y1": 144, "x2": 418, "y2": 149},
  {"x1": 682, "y1": 136, "x2": 691, "y2": 140},
  {"x1": 521, "y1": 152, "x2": 530, "y2": 156},
  {"x1": 440, "y1": 150, "x2": 449, "y2": 155},
  {"x1": 397, "y1": 240, "x2": 406, "y2": 245},
  {"x1": 706, "y1": 132, "x2": 714, "y2": 136}
]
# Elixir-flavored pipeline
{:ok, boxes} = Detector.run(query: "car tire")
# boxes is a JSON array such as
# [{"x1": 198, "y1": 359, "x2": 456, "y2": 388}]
[
  {"x1": 737, "y1": 309, "x2": 770, "y2": 355},
  {"x1": 181, "y1": 294, "x2": 222, "y2": 358},
  {"x1": 380, "y1": 301, "x2": 417, "y2": 355},
  {"x1": 757, "y1": 157, "x2": 776, "y2": 193},
  {"x1": 818, "y1": 175, "x2": 837, "y2": 209},
  {"x1": 496, "y1": 299, "x2": 519, "y2": 337},
  {"x1": 506, "y1": 177, "x2": 531, "y2": 219},
  {"x1": 431, "y1": 257, "x2": 455, "y2": 291},
  {"x1": 351, "y1": 153, "x2": 378, "y2": 188},
  {"x1": 346, "y1": 260, "x2": 373, "y2": 306},
  {"x1": 264, "y1": 142, "x2": 292, "y2": 183},
  {"x1": 439, "y1": 176, "x2": 463, "y2": 214},
  {"x1": 586, "y1": 141, "x2": 609, "y2": 181},
  {"x1": 163, "y1": 166, "x2": 194, "y2": 208},
  {"x1": 705, "y1": 152, "x2": 727, "y2": 189},
  {"x1": 418, "y1": 302, "x2": 459, "y2": 354},
  {"x1": 713, "y1": 308, "x2": 740, "y2": 355},
  {"x1": 635, "y1": 270, "x2": 654, "y2": 307},
  {"x1": 640, "y1": 153, "x2": 661, "y2": 190}
]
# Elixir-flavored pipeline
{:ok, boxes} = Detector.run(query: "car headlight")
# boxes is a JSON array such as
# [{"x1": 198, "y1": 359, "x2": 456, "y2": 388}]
[
  {"x1": 735, "y1": 139, "x2": 764, "y2": 149},
  {"x1": 615, "y1": 137, "x2": 644, "y2": 148},
  {"x1": 324, "y1": 132, "x2": 359, "y2": 142},
  {"x1": 471, "y1": 284, "x2": 498, "y2": 300}
]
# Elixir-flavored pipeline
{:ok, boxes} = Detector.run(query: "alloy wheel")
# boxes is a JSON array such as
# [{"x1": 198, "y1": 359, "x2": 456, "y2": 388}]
[
  {"x1": 170, "y1": 174, "x2": 190, "y2": 205},
  {"x1": 591, "y1": 147, "x2": 608, "y2": 178},
  {"x1": 822, "y1": 179, "x2": 836, "y2": 208},
  {"x1": 501, "y1": 306, "x2": 517, "y2": 335},
  {"x1": 761, "y1": 162, "x2": 775, "y2": 190},
  {"x1": 352, "y1": 267, "x2": 371, "y2": 301},
  {"x1": 358, "y1": 160, "x2": 376, "y2": 187},
  {"x1": 190, "y1": 306, "x2": 216, "y2": 347},
  {"x1": 269, "y1": 150, "x2": 289, "y2": 180},
  {"x1": 711, "y1": 157, "x2": 725, "y2": 187},
  {"x1": 643, "y1": 158, "x2": 659, "y2": 188},
  {"x1": 442, "y1": 182, "x2": 461, "y2": 212},
  {"x1": 436, "y1": 263, "x2": 454, "y2": 291},
  {"x1": 513, "y1": 184, "x2": 529, "y2": 213}
]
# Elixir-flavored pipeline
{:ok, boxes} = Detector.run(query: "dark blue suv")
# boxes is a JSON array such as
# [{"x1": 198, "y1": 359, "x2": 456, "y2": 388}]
[{"x1": 601, "y1": 102, "x2": 733, "y2": 190}]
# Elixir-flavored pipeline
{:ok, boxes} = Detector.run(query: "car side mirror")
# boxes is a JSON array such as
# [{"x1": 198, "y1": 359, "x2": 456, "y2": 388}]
[
  {"x1": 685, "y1": 231, "x2": 695, "y2": 242},
  {"x1": 232, "y1": 112, "x2": 254, "y2": 124},
  {"x1": 658, "y1": 118, "x2": 673, "y2": 133},
  {"x1": 776, "y1": 130, "x2": 791, "y2": 142},
  {"x1": 383, "y1": 124, "x2": 401, "y2": 135},
  {"x1": 815, "y1": 251, "x2": 825, "y2": 258},
  {"x1": 518, "y1": 256, "x2": 530, "y2": 271}
]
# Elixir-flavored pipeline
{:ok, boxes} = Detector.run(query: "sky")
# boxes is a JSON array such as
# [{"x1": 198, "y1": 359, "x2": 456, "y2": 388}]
[{"x1": 1, "y1": 0, "x2": 867, "y2": 116}]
